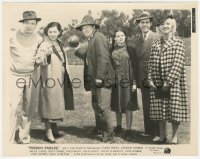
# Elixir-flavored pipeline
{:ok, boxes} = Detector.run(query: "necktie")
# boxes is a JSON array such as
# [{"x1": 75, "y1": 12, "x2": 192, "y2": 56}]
[{"x1": 143, "y1": 34, "x2": 146, "y2": 41}]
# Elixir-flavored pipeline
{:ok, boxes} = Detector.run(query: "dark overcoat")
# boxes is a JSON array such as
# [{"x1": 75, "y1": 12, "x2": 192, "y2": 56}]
[
  {"x1": 110, "y1": 45, "x2": 139, "y2": 112},
  {"x1": 75, "y1": 31, "x2": 115, "y2": 91},
  {"x1": 135, "y1": 30, "x2": 159, "y2": 87}
]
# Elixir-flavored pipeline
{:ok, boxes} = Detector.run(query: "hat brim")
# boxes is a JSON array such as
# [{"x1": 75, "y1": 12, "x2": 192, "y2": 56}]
[
  {"x1": 136, "y1": 16, "x2": 153, "y2": 23},
  {"x1": 155, "y1": 14, "x2": 174, "y2": 26},
  {"x1": 19, "y1": 18, "x2": 41, "y2": 23},
  {"x1": 76, "y1": 23, "x2": 100, "y2": 31}
]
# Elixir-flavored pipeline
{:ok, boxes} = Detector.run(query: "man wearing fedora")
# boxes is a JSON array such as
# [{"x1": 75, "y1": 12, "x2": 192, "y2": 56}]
[
  {"x1": 74, "y1": 14, "x2": 115, "y2": 142},
  {"x1": 135, "y1": 11, "x2": 159, "y2": 140},
  {"x1": 10, "y1": 11, "x2": 43, "y2": 144}
]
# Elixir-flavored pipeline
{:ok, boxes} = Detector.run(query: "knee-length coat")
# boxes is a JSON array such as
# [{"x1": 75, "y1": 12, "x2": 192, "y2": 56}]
[
  {"x1": 36, "y1": 37, "x2": 74, "y2": 121},
  {"x1": 110, "y1": 45, "x2": 139, "y2": 113},
  {"x1": 147, "y1": 35, "x2": 189, "y2": 122}
]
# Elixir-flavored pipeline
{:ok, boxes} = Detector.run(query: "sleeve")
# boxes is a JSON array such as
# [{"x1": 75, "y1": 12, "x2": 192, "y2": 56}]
[
  {"x1": 65, "y1": 52, "x2": 71, "y2": 77},
  {"x1": 128, "y1": 46, "x2": 138, "y2": 85},
  {"x1": 94, "y1": 35, "x2": 110, "y2": 80},
  {"x1": 10, "y1": 30, "x2": 16, "y2": 46},
  {"x1": 35, "y1": 42, "x2": 48, "y2": 65},
  {"x1": 37, "y1": 35, "x2": 44, "y2": 47},
  {"x1": 74, "y1": 45, "x2": 88, "y2": 61},
  {"x1": 166, "y1": 39, "x2": 185, "y2": 85}
]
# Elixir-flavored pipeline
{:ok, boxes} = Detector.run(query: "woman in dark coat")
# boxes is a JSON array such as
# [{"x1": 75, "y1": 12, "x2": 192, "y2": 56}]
[
  {"x1": 148, "y1": 14, "x2": 189, "y2": 144},
  {"x1": 110, "y1": 28, "x2": 138, "y2": 138},
  {"x1": 36, "y1": 22, "x2": 74, "y2": 143}
]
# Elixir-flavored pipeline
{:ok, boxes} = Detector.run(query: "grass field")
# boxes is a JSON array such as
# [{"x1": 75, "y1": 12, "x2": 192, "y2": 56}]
[{"x1": 29, "y1": 65, "x2": 191, "y2": 144}]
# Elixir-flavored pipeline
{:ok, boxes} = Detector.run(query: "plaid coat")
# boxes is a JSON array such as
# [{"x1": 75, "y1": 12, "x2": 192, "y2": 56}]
[{"x1": 148, "y1": 35, "x2": 189, "y2": 122}]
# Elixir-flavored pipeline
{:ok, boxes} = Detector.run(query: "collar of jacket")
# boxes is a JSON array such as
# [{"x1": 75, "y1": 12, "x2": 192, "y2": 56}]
[
  {"x1": 158, "y1": 34, "x2": 177, "y2": 51},
  {"x1": 142, "y1": 30, "x2": 151, "y2": 40},
  {"x1": 88, "y1": 29, "x2": 97, "y2": 41},
  {"x1": 114, "y1": 42, "x2": 126, "y2": 49},
  {"x1": 44, "y1": 36, "x2": 62, "y2": 47}
]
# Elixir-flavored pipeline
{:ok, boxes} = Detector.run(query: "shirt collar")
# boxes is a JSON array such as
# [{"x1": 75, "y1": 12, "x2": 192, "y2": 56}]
[
  {"x1": 142, "y1": 30, "x2": 151, "y2": 39},
  {"x1": 88, "y1": 30, "x2": 97, "y2": 41}
]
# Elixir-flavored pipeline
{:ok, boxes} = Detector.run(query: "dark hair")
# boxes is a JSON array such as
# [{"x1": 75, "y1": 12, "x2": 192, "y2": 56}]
[
  {"x1": 44, "y1": 22, "x2": 63, "y2": 37},
  {"x1": 111, "y1": 27, "x2": 127, "y2": 52}
]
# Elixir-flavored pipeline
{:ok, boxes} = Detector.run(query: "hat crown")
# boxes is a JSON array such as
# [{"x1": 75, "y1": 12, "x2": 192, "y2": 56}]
[
  {"x1": 76, "y1": 14, "x2": 99, "y2": 30},
  {"x1": 139, "y1": 11, "x2": 151, "y2": 18},
  {"x1": 136, "y1": 11, "x2": 153, "y2": 23},
  {"x1": 19, "y1": 11, "x2": 41, "y2": 22},
  {"x1": 81, "y1": 15, "x2": 96, "y2": 25},
  {"x1": 155, "y1": 11, "x2": 174, "y2": 26},
  {"x1": 23, "y1": 11, "x2": 37, "y2": 20}
]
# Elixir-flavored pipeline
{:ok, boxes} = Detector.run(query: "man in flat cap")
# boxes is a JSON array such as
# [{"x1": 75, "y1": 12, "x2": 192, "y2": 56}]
[
  {"x1": 135, "y1": 11, "x2": 159, "y2": 141},
  {"x1": 10, "y1": 11, "x2": 43, "y2": 144},
  {"x1": 74, "y1": 14, "x2": 115, "y2": 142}
]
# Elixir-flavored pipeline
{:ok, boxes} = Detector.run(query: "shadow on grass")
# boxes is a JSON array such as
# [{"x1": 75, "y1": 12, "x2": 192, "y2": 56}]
[
  {"x1": 59, "y1": 125, "x2": 102, "y2": 142},
  {"x1": 31, "y1": 126, "x2": 157, "y2": 144}
]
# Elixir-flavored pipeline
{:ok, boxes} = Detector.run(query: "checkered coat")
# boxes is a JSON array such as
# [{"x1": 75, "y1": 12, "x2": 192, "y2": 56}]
[{"x1": 148, "y1": 35, "x2": 189, "y2": 122}]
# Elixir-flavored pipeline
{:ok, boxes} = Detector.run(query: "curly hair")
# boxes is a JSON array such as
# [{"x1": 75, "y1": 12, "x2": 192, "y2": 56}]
[{"x1": 156, "y1": 18, "x2": 177, "y2": 36}]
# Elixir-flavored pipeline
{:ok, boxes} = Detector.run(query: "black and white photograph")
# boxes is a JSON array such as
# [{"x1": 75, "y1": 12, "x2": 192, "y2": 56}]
[{"x1": 2, "y1": 2, "x2": 198, "y2": 156}]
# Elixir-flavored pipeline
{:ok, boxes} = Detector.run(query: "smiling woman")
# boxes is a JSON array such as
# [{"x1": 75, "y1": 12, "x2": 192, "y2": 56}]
[
  {"x1": 35, "y1": 22, "x2": 74, "y2": 144},
  {"x1": 148, "y1": 13, "x2": 189, "y2": 144}
]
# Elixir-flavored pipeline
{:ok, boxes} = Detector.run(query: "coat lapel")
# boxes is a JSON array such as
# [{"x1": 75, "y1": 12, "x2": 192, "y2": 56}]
[
  {"x1": 162, "y1": 35, "x2": 175, "y2": 52},
  {"x1": 140, "y1": 30, "x2": 153, "y2": 58},
  {"x1": 136, "y1": 35, "x2": 144, "y2": 58}
]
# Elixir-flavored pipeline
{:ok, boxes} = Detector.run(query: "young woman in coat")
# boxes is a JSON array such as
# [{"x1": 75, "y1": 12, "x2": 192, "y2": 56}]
[
  {"x1": 148, "y1": 14, "x2": 189, "y2": 144},
  {"x1": 36, "y1": 22, "x2": 74, "y2": 143},
  {"x1": 110, "y1": 28, "x2": 138, "y2": 139}
]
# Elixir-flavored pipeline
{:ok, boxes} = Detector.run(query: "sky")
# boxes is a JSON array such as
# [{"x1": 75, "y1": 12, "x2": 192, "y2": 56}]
[
  {"x1": 5, "y1": 3, "x2": 134, "y2": 30},
  {"x1": 5, "y1": 2, "x2": 193, "y2": 30}
]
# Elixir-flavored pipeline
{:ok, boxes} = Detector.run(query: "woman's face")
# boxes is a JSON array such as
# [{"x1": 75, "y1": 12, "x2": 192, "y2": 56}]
[
  {"x1": 114, "y1": 31, "x2": 126, "y2": 45},
  {"x1": 47, "y1": 26, "x2": 60, "y2": 41},
  {"x1": 159, "y1": 18, "x2": 173, "y2": 35}
]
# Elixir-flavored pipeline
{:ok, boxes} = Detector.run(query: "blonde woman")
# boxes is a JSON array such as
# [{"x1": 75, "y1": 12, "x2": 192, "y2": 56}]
[{"x1": 148, "y1": 13, "x2": 189, "y2": 144}]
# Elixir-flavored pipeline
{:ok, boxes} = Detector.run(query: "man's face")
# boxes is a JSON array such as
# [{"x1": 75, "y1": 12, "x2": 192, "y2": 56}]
[
  {"x1": 82, "y1": 25, "x2": 95, "y2": 38},
  {"x1": 23, "y1": 20, "x2": 37, "y2": 34},
  {"x1": 138, "y1": 19, "x2": 152, "y2": 34}
]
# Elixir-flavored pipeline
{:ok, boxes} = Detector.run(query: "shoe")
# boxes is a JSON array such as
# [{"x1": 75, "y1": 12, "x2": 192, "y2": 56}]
[
  {"x1": 102, "y1": 132, "x2": 115, "y2": 143},
  {"x1": 153, "y1": 136, "x2": 160, "y2": 142},
  {"x1": 124, "y1": 130, "x2": 132, "y2": 141},
  {"x1": 114, "y1": 126, "x2": 122, "y2": 134},
  {"x1": 171, "y1": 138, "x2": 178, "y2": 144},
  {"x1": 53, "y1": 132, "x2": 64, "y2": 138},
  {"x1": 140, "y1": 133, "x2": 150, "y2": 137},
  {"x1": 90, "y1": 127, "x2": 103, "y2": 136},
  {"x1": 155, "y1": 138, "x2": 167, "y2": 144},
  {"x1": 45, "y1": 137, "x2": 56, "y2": 144}
]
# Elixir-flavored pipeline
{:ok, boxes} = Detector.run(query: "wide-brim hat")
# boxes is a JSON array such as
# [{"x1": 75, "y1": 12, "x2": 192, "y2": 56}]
[
  {"x1": 136, "y1": 11, "x2": 153, "y2": 23},
  {"x1": 76, "y1": 15, "x2": 99, "y2": 31},
  {"x1": 155, "y1": 13, "x2": 174, "y2": 26},
  {"x1": 19, "y1": 11, "x2": 41, "y2": 23}
]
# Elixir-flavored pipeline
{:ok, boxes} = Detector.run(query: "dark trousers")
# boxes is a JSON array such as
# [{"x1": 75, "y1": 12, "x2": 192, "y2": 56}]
[
  {"x1": 91, "y1": 87, "x2": 113, "y2": 133},
  {"x1": 141, "y1": 87, "x2": 159, "y2": 136}
]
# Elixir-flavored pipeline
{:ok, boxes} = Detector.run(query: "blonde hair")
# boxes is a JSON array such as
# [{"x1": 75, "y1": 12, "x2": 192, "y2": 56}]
[{"x1": 156, "y1": 18, "x2": 177, "y2": 36}]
